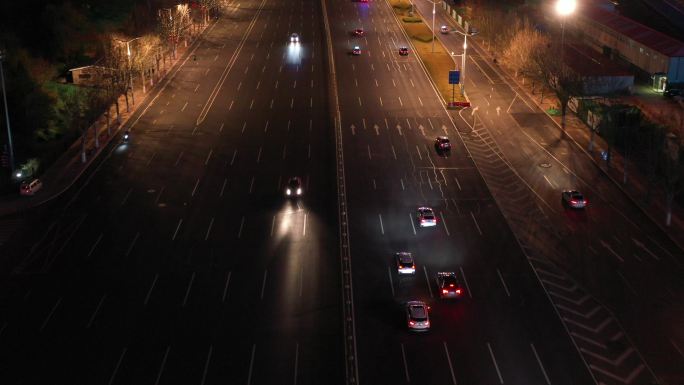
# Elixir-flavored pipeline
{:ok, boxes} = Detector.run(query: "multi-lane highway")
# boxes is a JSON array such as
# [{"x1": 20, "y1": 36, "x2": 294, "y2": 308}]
[
  {"x1": 0, "y1": 0, "x2": 344, "y2": 383},
  {"x1": 325, "y1": 0, "x2": 593, "y2": 384},
  {"x1": 3, "y1": 0, "x2": 681, "y2": 383}
]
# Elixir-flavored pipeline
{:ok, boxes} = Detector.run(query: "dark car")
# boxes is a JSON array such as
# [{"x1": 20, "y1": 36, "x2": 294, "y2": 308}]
[
  {"x1": 436, "y1": 272, "x2": 463, "y2": 299},
  {"x1": 399, "y1": 47, "x2": 409, "y2": 56},
  {"x1": 435, "y1": 136, "x2": 451, "y2": 151},
  {"x1": 664, "y1": 88, "x2": 683, "y2": 98},
  {"x1": 353, "y1": 28, "x2": 365, "y2": 37}
]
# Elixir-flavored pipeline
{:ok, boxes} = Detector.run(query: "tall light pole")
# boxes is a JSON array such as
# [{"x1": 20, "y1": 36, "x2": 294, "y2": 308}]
[
  {"x1": 0, "y1": 50, "x2": 15, "y2": 175},
  {"x1": 116, "y1": 37, "x2": 143, "y2": 106},
  {"x1": 449, "y1": 28, "x2": 478, "y2": 97},
  {"x1": 555, "y1": 0, "x2": 576, "y2": 135},
  {"x1": 428, "y1": 0, "x2": 439, "y2": 53}
]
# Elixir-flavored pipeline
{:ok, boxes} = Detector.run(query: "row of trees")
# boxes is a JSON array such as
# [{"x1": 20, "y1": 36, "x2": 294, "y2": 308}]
[
  {"x1": 466, "y1": 4, "x2": 683, "y2": 225},
  {"x1": 67, "y1": 1, "x2": 220, "y2": 165}
]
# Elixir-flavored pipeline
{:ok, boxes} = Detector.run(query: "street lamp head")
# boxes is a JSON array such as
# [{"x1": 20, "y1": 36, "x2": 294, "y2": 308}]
[{"x1": 555, "y1": 0, "x2": 576, "y2": 16}]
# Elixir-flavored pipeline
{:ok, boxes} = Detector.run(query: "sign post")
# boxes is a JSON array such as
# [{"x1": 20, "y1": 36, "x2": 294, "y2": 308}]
[{"x1": 448, "y1": 70, "x2": 460, "y2": 104}]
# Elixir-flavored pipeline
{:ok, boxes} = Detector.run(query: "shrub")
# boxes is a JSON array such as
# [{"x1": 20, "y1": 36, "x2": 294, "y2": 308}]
[
  {"x1": 413, "y1": 33, "x2": 434, "y2": 42},
  {"x1": 402, "y1": 16, "x2": 422, "y2": 23}
]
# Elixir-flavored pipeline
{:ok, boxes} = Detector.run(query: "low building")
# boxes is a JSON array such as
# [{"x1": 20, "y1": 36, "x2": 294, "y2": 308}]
[
  {"x1": 68, "y1": 65, "x2": 112, "y2": 87},
  {"x1": 573, "y1": 6, "x2": 684, "y2": 90},
  {"x1": 564, "y1": 44, "x2": 634, "y2": 94}
]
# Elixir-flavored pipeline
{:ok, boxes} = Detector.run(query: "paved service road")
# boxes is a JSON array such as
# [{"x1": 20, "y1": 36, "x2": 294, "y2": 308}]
[
  {"x1": 324, "y1": 0, "x2": 594, "y2": 384},
  {"x1": 0, "y1": 0, "x2": 343, "y2": 384},
  {"x1": 419, "y1": 0, "x2": 684, "y2": 383}
]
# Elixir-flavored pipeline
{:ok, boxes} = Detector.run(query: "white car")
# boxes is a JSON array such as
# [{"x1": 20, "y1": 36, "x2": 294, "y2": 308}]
[
  {"x1": 440, "y1": 25, "x2": 449, "y2": 34},
  {"x1": 406, "y1": 301, "x2": 430, "y2": 331},
  {"x1": 561, "y1": 190, "x2": 587, "y2": 209},
  {"x1": 395, "y1": 252, "x2": 416, "y2": 275},
  {"x1": 290, "y1": 33, "x2": 300, "y2": 43},
  {"x1": 416, "y1": 207, "x2": 437, "y2": 227},
  {"x1": 285, "y1": 176, "x2": 303, "y2": 197}
]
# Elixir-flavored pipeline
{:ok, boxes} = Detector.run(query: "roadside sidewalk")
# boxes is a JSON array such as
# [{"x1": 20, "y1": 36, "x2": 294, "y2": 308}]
[{"x1": 0, "y1": 23, "x2": 210, "y2": 218}]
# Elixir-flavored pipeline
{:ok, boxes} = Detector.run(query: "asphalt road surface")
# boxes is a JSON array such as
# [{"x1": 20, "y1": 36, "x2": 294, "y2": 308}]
[
  {"x1": 325, "y1": 0, "x2": 593, "y2": 384},
  {"x1": 0, "y1": 0, "x2": 343, "y2": 383}
]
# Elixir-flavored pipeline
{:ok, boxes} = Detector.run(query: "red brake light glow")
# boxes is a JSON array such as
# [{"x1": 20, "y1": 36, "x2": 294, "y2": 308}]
[
  {"x1": 456, "y1": 289, "x2": 462, "y2": 294},
  {"x1": 442, "y1": 289, "x2": 448, "y2": 294}
]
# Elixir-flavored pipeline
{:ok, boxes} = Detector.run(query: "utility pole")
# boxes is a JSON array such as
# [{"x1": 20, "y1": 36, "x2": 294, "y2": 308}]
[{"x1": 0, "y1": 50, "x2": 16, "y2": 175}]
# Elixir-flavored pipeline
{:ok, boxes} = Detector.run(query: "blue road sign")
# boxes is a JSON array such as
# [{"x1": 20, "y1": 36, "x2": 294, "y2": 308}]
[{"x1": 449, "y1": 70, "x2": 460, "y2": 84}]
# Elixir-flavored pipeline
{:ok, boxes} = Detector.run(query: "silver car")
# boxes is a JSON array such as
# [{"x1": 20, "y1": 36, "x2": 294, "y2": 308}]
[
  {"x1": 406, "y1": 301, "x2": 430, "y2": 331},
  {"x1": 416, "y1": 207, "x2": 437, "y2": 227}
]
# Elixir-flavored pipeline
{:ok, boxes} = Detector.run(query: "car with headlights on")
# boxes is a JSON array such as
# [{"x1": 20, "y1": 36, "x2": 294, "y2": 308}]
[
  {"x1": 353, "y1": 28, "x2": 365, "y2": 37},
  {"x1": 395, "y1": 252, "x2": 416, "y2": 275},
  {"x1": 285, "y1": 176, "x2": 303, "y2": 197},
  {"x1": 435, "y1": 136, "x2": 451, "y2": 151},
  {"x1": 352, "y1": 45, "x2": 362, "y2": 55},
  {"x1": 290, "y1": 33, "x2": 300, "y2": 43},
  {"x1": 406, "y1": 301, "x2": 430, "y2": 331}
]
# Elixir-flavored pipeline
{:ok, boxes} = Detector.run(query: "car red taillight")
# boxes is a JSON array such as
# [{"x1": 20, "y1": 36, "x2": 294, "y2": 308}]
[
  {"x1": 442, "y1": 289, "x2": 448, "y2": 294},
  {"x1": 456, "y1": 289, "x2": 462, "y2": 294}
]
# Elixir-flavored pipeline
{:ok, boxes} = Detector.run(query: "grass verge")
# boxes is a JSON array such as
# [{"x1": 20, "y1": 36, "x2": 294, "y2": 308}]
[{"x1": 388, "y1": 0, "x2": 466, "y2": 103}]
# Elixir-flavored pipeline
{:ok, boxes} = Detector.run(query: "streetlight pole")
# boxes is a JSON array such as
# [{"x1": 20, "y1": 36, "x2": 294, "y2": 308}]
[
  {"x1": 116, "y1": 37, "x2": 143, "y2": 107},
  {"x1": 448, "y1": 28, "x2": 478, "y2": 97},
  {"x1": 0, "y1": 50, "x2": 15, "y2": 174},
  {"x1": 555, "y1": 0, "x2": 576, "y2": 136},
  {"x1": 430, "y1": 0, "x2": 437, "y2": 53}
]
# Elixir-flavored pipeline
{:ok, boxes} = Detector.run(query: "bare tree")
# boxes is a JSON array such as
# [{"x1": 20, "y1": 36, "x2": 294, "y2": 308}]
[
  {"x1": 502, "y1": 19, "x2": 547, "y2": 82},
  {"x1": 532, "y1": 42, "x2": 584, "y2": 138},
  {"x1": 130, "y1": 35, "x2": 161, "y2": 93}
]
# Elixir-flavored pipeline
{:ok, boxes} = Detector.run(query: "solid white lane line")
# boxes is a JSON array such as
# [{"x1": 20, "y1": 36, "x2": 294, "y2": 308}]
[
  {"x1": 299, "y1": 266, "x2": 304, "y2": 297},
  {"x1": 379, "y1": 214, "x2": 384, "y2": 235},
  {"x1": 368, "y1": 145, "x2": 372, "y2": 160},
  {"x1": 249, "y1": 176, "x2": 255, "y2": 194},
  {"x1": 391, "y1": 145, "x2": 397, "y2": 159},
  {"x1": 144, "y1": 274, "x2": 159, "y2": 305},
  {"x1": 443, "y1": 342, "x2": 458, "y2": 385},
  {"x1": 530, "y1": 343, "x2": 551, "y2": 385},
  {"x1": 205, "y1": 217, "x2": 215, "y2": 241},
  {"x1": 257, "y1": 147, "x2": 262, "y2": 163},
  {"x1": 387, "y1": 266, "x2": 395, "y2": 296},
  {"x1": 40, "y1": 297, "x2": 62, "y2": 332},
  {"x1": 260, "y1": 270, "x2": 268, "y2": 299},
  {"x1": 409, "y1": 213, "x2": 416, "y2": 234},
  {"x1": 400, "y1": 179, "x2": 405, "y2": 190},
  {"x1": 543, "y1": 175, "x2": 555, "y2": 188},
  {"x1": 126, "y1": 232, "x2": 140, "y2": 257},
  {"x1": 470, "y1": 212, "x2": 483, "y2": 235},
  {"x1": 229, "y1": 100, "x2": 234, "y2": 110},
  {"x1": 242, "y1": 121, "x2": 247, "y2": 133},
  {"x1": 247, "y1": 344, "x2": 256, "y2": 385},
  {"x1": 454, "y1": 176, "x2": 462, "y2": 190},
  {"x1": 200, "y1": 345, "x2": 213, "y2": 385},
  {"x1": 172, "y1": 219, "x2": 183, "y2": 240},
  {"x1": 87, "y1": 233, "x2": 103, "y2": 258},
  {"x1": 107, "y1": 348, "x2": 127, "y2": 385},
  {"x1": 231, "y1": 149, "x2": 237, "y2": 165},
  {"x1": 303, "y1": 213, "x2": 307, "y2": 237},
  {"x1": 181, "y1": 101, "x2": 188, "y2": 111},
  {"x1": 487, "y1": 343, "x2": 504, "y2": 384},
  {"x1": 271, "y1": 215, "x2": 276, "y2": 237},
  {"x1": 293, "y1": 343, "x2": 299, "y2": 385},
  {"x1": 222, "y1": 271, "x2": 232, "y2": 302},
  {"x1": 401, "y1": 344, "x2": 411, "y2": 382},
  {"x1": 264, "y1": 120, "x2": 269, "y2": 132},
  {"x1": 440, "y1": 212, "x2": 450, "y2": 236},
  {"x1": 460, "y1": 266, "x2": 472, "y2": 298},
  {"x1": 238, "y1": 216, "x2": 245, "y2": 238},
  {"x1": 416, "y1": 145, "x2": 422, "y2": 160},
  {"x1": 86, "y1": 294, "x2": 107, "y2": 328},
  {"x1": 423, "y1": 266, "x2": 434, "y2": 298},
  {"x1": 154, "y1": 346, "x2": 171, "y2": 385},
  {"x1": 497, "y1": 269, "x2": 511, "y2": 297},
  {"x1": 220, "y1": 178, "x2": 227, "y2": 197},
  {"x1": 120, "y1": 188, "x2": 132, "y2": 206},
  {"x1": 205, "y1": 148, "x2": 213, "y2": 165},
  {"x1": 428, "y1": 178, "x2": 433, "y2": 190},
  {"x1": 183, "y1": 272, "x2": 196, "y2": 306},
  {"x1": 192, "y1": 178, "x2": 200, "y2": 197}
]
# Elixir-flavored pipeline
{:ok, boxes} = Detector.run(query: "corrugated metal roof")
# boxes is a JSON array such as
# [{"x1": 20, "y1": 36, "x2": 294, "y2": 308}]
[
  {"x1": 582, "y1": 6, "x2": 684, "y2": 57},
  {"x1": 564, "y1": 44, "x2": 633, "y2": 76}
]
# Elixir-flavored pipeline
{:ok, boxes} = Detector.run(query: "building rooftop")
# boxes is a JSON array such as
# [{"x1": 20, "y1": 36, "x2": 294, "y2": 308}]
[
  {"x1": 564, "y1": 44, "x2": 633, "y2": 77},
  {"x1": 582, "y1": 6, "x2": 684, "y2": 57}
]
